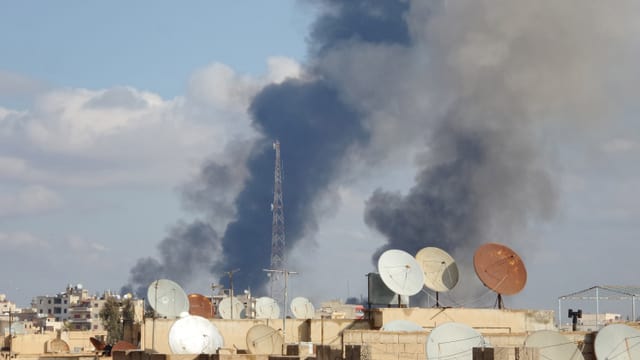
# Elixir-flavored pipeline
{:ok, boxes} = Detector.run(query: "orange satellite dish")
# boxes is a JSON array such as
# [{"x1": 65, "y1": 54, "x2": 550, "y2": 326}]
[
  {"x1": 474, "y1": 243, "x2": 527, "y2": 308},
  {"x1": 188, "y1": 293, "x2": 214, "y2": 318}
]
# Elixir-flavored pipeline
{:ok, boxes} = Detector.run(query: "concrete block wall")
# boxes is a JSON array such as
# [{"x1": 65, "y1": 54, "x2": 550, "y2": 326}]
[{"x1": 343, "y1": 330, "x2": 428, "y2": 360}]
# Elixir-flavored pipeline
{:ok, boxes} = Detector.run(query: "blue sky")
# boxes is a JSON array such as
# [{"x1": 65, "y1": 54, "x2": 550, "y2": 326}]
[
  {"x1": 0, "y1": 1, "x2": 310, "y2": 99},
  {"x1": 0, "y1": 1, "x2": 639, "y2": 325}
]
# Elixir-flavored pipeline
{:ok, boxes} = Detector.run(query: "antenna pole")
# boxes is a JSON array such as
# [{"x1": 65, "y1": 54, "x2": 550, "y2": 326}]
[
  {"x1": 226, "y1": 269, "x2": 240, "y2": 319},
  {"x1": 263, "y1": 268, "x2": 297, "y2": 354},
  {"x1": 270, "y1": 140, "x2": 286, "y2": 301}
]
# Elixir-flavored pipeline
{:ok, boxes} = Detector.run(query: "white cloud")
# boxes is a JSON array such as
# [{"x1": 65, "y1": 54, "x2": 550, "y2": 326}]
[
  {"x1": 0, "y1": 185, "x2": 63, "y2": 217},
  {"x1": 0, "y1": 59, "x2": 302, "y2": 188},
  {"x1": 0, "y1": 231, "x2": 49, "y2": 249}
]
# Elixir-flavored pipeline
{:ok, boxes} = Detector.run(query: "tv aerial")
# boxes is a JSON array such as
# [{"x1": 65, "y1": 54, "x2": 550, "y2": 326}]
[
  {"x1": 168, "y1": 313, "x2": 224, "y2": 354},
  {"x1": 147, "y1": 279, "x2": 190, "y2": 318},
  {"x1": 377, "y1": 249, "x2": 425, "y2": 302},
  {"x1": 426, "y1": 322, "x2": 489, "y2": 360},
  {"x1": 290, "y1": 297, "x2": 315, "y2": 319},
  {"x1": 255, "y1": 296, "x2": 280, "y2": 319},
  {"x1": 188, "y1": 293, "x2": 213, "y2": 318},
  {"x1": 245, "y1": 324, "x2": 284, "y2": 355},
  {"x1": 473, "y1": 243, "x2": 527, "y2": 308},
  {"x1": 524, "y1": 330, "x2": 584, "y2": 360},
  {"x1": 380, "y1": 320, "x2": 423, "y2": 332},
  {"x1": 594, "y1": 323, "x2": 640, "y2": 360},
  {"x1": 415, "y1": 247, "x2": 459, "y2": 307},
  {"x1": 217, "y1": 296, "x2": 245, "y2": 319}
]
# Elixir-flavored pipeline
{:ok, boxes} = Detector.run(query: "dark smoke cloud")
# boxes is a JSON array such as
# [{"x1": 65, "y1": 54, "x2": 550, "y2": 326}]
[
  {"x1": 122, "y1": 220, "x2": 220, "y2": 297},
  {"x1": 217, "y1": 79, "x2": 369, "y2": 292},
  {"x1": 309, "y1": 0, "x2": 412, "y2": 54},
  {"x1": 124, "y1": 0, "x2": 638, "y2": 303}
]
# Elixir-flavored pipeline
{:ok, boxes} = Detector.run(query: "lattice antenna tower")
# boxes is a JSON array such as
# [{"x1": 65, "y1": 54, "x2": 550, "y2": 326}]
[{"x1": 269, "y1": 140, "x2": 286, "y2": 300}]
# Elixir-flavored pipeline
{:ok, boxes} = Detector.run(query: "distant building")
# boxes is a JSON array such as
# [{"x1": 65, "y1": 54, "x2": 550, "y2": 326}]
[
  {"x1": 0, "y1": 294, "x2": 18, "y2": 314},
  {"x1": 31, "y1": 284, "x2": 90, "y2": 322}
]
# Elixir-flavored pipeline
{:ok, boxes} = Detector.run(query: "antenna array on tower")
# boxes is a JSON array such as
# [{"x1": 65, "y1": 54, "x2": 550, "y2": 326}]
[{"x1": 270, "y1": 140, "x2": 286, "y2": 300}]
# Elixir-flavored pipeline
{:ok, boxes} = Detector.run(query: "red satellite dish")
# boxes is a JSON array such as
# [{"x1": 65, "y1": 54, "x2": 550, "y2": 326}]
[
  {"x1": 188, "y1": 293, "x2": 214, "y2": 318},
  {"x1": 473, "y1": 243, "x2": 527, "y2": 307}
]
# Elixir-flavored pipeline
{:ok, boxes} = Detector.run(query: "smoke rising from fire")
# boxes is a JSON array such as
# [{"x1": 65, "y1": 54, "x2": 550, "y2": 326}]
[{"x1": 124, "y1": 0, "x2": 640, "y2": 299}]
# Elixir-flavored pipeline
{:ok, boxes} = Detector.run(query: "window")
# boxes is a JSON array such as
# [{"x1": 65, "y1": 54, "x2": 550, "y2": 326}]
[
  {"x1": 48, "y1": 300, "x2": 51, "y2": 304},
  {"x1": 64, "y1": 300, "x2": 67, "y2": 304},
  {"x1": 54, "y1": 298, "x2": 62, "y2": 304},
  {"x1": 47, "y1": 309, "x2": 52, "y2": 314},
  {"x1": 54, "y1": 307, "x2": 61, "y2": 314},
  {"x1": 64, "y1": 309, "x2": 67, "y2": 313}
]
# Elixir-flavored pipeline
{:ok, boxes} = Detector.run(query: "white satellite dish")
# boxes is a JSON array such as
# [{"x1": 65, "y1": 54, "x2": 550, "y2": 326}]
[
  {"x1": 246, "y1": 324, "x2": 283, "y2": 355},
  {"x1": 290, "y1": 297, "x2": 315, "y2": 319},
  {"x1": 255, "y1": 297, "x2": 280, "y2": 319},
  {"x1": 377, "y1": 249, "x2": 425, "y2": 296},
  {"x1": 594, "y1": 323, "x2": 640, "y2": 360},
  {"x1": 524, "y1": 330, "x2": 584, "y2": 360},
  {"x1": 415, "y1": 247, "x2": 459, "y2": 292},
  {"x1": 381, "y1": 320, "x2": 423, "y2": 332},
  {"x1": 168, "y1": 314, "x2": 224, "y2": 354},
  {"x1": 217, "y1": 296, "x2": 245, "y2": 319},
  {"x1": 147, "y1": 279, "x2": 190, "y2": 318},
  {"x1": 426, "y1": 322, "x2": 489, "y2": 360}
]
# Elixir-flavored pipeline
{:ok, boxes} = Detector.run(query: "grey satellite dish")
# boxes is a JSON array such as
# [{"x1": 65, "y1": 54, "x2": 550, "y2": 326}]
[
  {"x1": 217, "y1": 296, "x2": 245, "y2": 319},
  {"x1": 426, "y1": 322, "x2": 489, "y2": 360},
  {"x1": 381, "y1": 320, "x2": 423, "y2": 332},
  {"x1": 416, "y1": 247, "x2": 459, "y2": 307},
  {"x1": 524, "y1": 330, "x2": 584, "y2": 360},
  {"x1": 168, "y1": 314, "x2": 224, "y2": 354},
  {"x1": 290, "y1": 297, "x2": 315, "y2": 319},
  {"x1": 246, "y1": 324, "x2": 284, "y2": 355},
  {"x1": 147, "y1": 279, "x2": 190, "y2": 318},
  {"x1": 377, "y1": 249, "x2": 425, "y2": 296},
  {"x1": 594, "y1": 323, "x2": 640, "y2": 360},
  {"x1": 255, "y1": 297, "x2": 280, "y2": 319}
]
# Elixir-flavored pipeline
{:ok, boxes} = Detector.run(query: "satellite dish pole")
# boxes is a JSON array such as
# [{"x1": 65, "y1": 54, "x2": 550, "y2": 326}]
[
  {"x1": 270, "y1": 140, "x2": 286, "y2": 301},
  {"x1": 225, "y1": 269, "x2": 240, "y2": 319},
  {"x1": 263, "y1": 268, "x2": 297, "y2": 354}
]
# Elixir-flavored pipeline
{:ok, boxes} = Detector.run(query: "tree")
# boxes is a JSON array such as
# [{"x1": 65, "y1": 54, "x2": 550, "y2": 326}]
[{"x1": 99, "y1": 297, "x2": 123, "y2": 344}]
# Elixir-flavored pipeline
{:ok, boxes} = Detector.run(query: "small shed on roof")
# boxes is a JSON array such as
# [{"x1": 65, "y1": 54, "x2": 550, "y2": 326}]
[{"x1": 558, "y1": 285, "x2": 640, "y2": 327}]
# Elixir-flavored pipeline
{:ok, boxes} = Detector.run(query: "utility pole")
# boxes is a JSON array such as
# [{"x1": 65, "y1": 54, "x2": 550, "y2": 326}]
[
  {"x1": 225, "y1": 269, "x2": 240, "y2": 319},
  {"x1": 263, "y1": 268, "x2": 297, "y2": 354},
  {"x1": 270, "y1": 140, "x2": 286, "y2": 301}
]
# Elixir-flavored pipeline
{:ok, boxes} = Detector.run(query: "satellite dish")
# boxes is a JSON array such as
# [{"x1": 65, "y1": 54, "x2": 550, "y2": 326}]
[
  {"x1": 594, "y1": 323, "x2": 640, "y2": 360},
  {"x1": 290, "y1": 297, "x2": 315, "y2": 319},
  {"x1": 47, "y1": 339, "x2": 70, "y2": 353},
  {"x1": 147, "y1": 279, "x2": 190, "y2": 318},
  {"x1": 524, "y1": 330, "x2": 584, "y2": 360},
  {"x1": 426, "y1": 322, "x2": 489, "y2": 360},
  {"x1": 255, "y1": 297, "x2": 281, "y2": 319},
  {"x1": 188, "y1": 293, "x2": 213, "y2": 318},
  {"x1": 381, "y1": 320, "x2": 423, "y2": 332},
  {"x1": 473, "y1": 243, "x2": 527, "y2": 308},
  {"x1": 89, "y1": 337, "x2": 106, "y2": 351},
  {"x1": 416, "y1": 247, "x2": 459, "y2": 292},
  {"x1": 168, "y1": 314, "x2": 224, "y2": 354},
  {"x1": 246, "y1": 324, "x2": 284, "y2": 355},
  {"x1": 217, "y1": 296, "x2": 245, "y2": 319},
  {"x1": 377, "y1": 249, "x2": 425, "y2": 296},
  {"x1": 112, "y1": 341, "x2": 137, "y2": 352}
]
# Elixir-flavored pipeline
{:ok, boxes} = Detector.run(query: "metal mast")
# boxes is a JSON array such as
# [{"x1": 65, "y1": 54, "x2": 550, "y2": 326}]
[{"x1": 269, "y1": 140, "x2": 285, "y2": 300}]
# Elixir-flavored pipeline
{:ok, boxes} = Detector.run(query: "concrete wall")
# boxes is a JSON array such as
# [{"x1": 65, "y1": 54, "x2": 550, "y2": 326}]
[
  {"x1": 142, "y1": 318, "x2": 370, "y2": 354},
  {"x1": 372, "y1": 308, "x2": 556, "y2": 333},
  {"x1": 6, "y1": 330, "x2": 107, "y2": 355}
]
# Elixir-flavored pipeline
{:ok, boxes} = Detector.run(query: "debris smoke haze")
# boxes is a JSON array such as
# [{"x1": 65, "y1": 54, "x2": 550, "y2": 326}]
[{"x1": 123, "y1": 0, "x2": 640, "y2": 300}]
